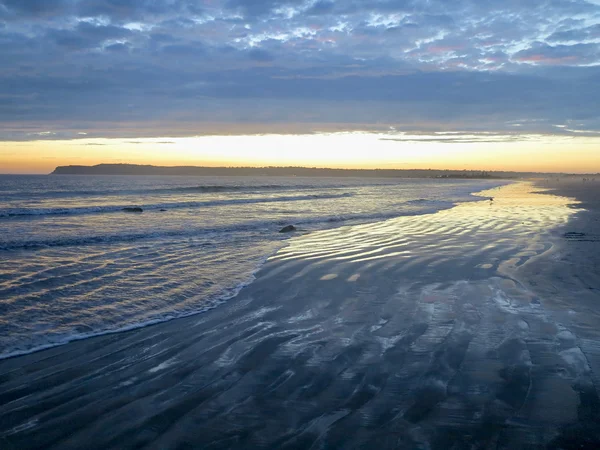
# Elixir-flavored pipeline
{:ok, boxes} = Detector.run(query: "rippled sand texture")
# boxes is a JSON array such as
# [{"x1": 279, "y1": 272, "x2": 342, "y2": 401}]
[
  {"x1": 0, "y1": 176, "x2": 504, "y2": 358},
  {"x1": 2, "y1": 182, "x2": 598, "y2": 450}
]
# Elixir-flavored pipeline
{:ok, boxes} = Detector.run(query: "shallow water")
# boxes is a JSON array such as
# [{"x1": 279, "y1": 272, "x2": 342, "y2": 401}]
[
  {"x1": 0, "y1": 175, "x2": 505, "y2": 358},
  {"x1": 2, "y1": 181, "x2": 597, "y2": 450}
]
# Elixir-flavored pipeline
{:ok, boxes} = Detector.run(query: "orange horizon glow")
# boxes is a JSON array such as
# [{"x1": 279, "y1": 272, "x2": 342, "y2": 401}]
[{"x1": 1, "y1": 132, "x2": 600, "y2": 175}]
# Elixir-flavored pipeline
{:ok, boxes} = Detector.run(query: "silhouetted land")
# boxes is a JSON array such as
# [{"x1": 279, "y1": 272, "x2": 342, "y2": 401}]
[{"x1": 51, "y1": 163, "x2": 547, "y2": 179}]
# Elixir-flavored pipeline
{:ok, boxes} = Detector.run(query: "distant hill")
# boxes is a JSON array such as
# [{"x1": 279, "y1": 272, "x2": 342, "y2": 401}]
[{"x1": 51, "y1": 164, "x2": 529, "y2": 179}]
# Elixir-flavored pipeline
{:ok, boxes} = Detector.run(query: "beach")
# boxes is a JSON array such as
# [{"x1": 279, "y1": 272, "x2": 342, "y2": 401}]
[{"x1": 1, "y1": 179, "x2": 600, "y2": 449}]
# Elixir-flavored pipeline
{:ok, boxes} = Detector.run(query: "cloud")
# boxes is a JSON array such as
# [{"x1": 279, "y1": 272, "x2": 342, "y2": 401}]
[
  {"x1": 104, "y1": 42, "x2": 129, "y2": 52},
  {"x1": 547, "y1": 24, "x2": 600, "y2": 43},
  {"x1": 305, "y1": 1, "x2": 334, "y2": 16},
  {"x1": 248, "y1": 48, "x2": 274, "y2": 62},
  {"x1": 513, "y1": 42, "x2": 600, "y2": 66},
  {"x1": 0, "y1": 0, "x2": 599, "y2": 140},
  {"x1": 224, "y1": 0, "x2": 303, "y2": 18},
  {"x1": 76, "y1": 0, "x2": 205, "y2": 22},
  {"x1": 380, "y1": 133, "x2": 537, "y2": 144},
  {"x1": 46, "y1": 22, "x2": 132, "y2": 50},
  {"x1": 126, "y1": 140, "x2": 175, "y2": 144},
  {"x1": 0, "y1": 0, "x2": 71, "y2": 19}
]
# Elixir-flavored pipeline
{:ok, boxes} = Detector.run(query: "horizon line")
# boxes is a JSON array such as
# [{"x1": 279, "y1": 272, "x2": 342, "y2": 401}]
[{"x1": 14, "y1": 163, "x2": 600, "y2": 177}]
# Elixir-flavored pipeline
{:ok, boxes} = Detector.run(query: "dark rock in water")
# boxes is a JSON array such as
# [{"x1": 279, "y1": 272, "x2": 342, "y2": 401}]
[
  {"x1": 279, "y1": 225, "x2": 297, "y2": 233},
  {"x1": 123, "y1": 207, "x2": 143, "y2": 213},
  {"x1": 159, "y1": 209, "x2": 167, "y2": 212}
]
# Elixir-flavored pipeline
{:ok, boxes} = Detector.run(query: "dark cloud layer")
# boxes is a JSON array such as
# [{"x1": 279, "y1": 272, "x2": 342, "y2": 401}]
[{"x1": 1, "y1": 0, "x2": 599, "y2": 139}]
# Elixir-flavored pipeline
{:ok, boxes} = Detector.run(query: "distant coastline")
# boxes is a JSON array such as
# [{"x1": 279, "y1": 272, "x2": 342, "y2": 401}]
[{"x1": 51, "y1": 163, "x2": 538, "y2": 179}]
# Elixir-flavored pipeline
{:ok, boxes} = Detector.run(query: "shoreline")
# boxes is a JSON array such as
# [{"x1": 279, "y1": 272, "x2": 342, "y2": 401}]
[
  {"x1": 0, "y1": 181, "x2": 508, "y2": 360},
  {"x1": 2, "y1": 181, "x2": 599, "y2": 449}
]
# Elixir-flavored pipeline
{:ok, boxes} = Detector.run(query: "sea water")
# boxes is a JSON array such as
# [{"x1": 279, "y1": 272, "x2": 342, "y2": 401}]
[{"x1": 0, "y1": 175, "x2": 506, "y2": 358}]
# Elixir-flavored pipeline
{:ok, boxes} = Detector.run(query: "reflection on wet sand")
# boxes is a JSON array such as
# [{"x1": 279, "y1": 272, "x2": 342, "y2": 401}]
[{"x1": 3, "y1": 182, "x2": 600, "y2": 449}]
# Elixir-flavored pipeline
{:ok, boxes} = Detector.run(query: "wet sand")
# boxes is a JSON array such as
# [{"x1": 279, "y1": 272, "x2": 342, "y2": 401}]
[{"x1": 2, "y1": 181, "x2": 600, "y2": 449}]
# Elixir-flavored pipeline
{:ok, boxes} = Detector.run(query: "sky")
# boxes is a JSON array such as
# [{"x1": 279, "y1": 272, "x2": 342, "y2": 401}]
[{"x1": 1, "y1": 0, "x2": 600, "y2": 173}]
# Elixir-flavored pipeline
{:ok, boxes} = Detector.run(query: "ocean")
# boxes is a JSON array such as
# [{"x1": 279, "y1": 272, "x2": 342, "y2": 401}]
[{"x1": 0, "y1": 175, "x2": 506, "y2": 359}]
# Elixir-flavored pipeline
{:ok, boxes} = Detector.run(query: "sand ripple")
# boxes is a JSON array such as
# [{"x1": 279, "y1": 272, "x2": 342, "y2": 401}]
[{"x1": 3, "y1": 182, "x2": 600, "y2": 449}]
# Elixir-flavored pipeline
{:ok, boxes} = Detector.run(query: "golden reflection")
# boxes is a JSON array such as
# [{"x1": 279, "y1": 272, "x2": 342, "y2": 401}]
[{"x1": 274, "y1": 182, "x2": 580, "y2": 271}]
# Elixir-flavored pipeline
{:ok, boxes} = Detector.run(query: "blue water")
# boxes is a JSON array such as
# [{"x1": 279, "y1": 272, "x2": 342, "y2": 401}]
[{"x1": 0, "y1": 175, "x2": 507, "y2": 358}]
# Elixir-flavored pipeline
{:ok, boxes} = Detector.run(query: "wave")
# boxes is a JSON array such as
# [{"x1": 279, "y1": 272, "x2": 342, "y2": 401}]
[
  {"x1": 0, "y1": 250, "x2": 275, "y2": 361},
  {"x1": 1, "y1": 183, "x2": 348, "y2": 199},
  {"x1": 0, "y1": 226, "x2": 259, "y2": 251},
  {"x1": 0, "y1": 201, "x2": 456, "y2": 251},
  {"x1": 0, "y1": 183, "x2": 512, "y2": 361},
  {"x1": 0, "y1": 192, "x2": 353, "y2": 218},
  {"x1": 323, "y1": 202, "x2": 454, "y2": 223},
  {"x1": 166, "y1": 184, "x2": 334, "y2": 193}
]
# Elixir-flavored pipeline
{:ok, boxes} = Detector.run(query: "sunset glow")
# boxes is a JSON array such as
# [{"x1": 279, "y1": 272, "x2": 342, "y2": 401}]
[
  {"x1": 2, "y1": 133, "x2": 600, "y2": 174},
  {"x1": 1, "y1": 0, "x2": 600, "y2": 174}
]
